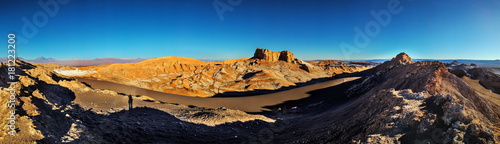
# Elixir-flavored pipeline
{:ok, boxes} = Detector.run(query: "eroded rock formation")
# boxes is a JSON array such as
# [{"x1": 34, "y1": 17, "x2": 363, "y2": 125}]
[
  {"x1": 82, "y1": 48, "x2": 370, "y2": 97},
  {"x1": 253, "y1": 48, "x2": 297, "y2": 63},
  {"x1": 336, "y1": 53, "x2": 500, "y2": 143}
]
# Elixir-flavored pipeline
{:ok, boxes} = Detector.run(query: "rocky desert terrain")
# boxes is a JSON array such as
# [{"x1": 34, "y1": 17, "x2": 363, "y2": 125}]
[
  {"x1": 71, "y1": 48, "x2": 371, "y2": 97},
  {"x1": 1, "y1": 50, "x2": 499, "y2": 143}
]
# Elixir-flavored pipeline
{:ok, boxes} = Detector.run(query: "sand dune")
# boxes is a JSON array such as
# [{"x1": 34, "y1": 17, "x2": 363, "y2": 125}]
[{"x1": 76, "y1": 77, "x2": 360, "y2": 112}]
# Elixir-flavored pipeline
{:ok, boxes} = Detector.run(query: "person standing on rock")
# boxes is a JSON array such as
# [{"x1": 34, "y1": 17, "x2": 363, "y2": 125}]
[{"x1": 128, "y1": 95, "x2": 133, "y2": 110}]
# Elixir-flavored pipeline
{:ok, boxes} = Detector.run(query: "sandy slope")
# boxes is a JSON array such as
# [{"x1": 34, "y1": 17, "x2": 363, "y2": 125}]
[
  {"x1": 461, "y1": 76, "x2": 500, "y2": 142},
  {"x1": 72, "y1": 89, "x2": 275, "y2": 127},
  {"x1": 461, "y1": 76, "x2": 500, "y2": 106},
  {"x1": 76, "y1": 77, "x2": 360, "y2": 112}
]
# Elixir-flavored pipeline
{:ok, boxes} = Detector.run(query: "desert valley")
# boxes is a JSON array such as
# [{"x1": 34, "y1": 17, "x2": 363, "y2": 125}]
[{"x1": 0, "y1": 48, "x2": 499, "y2": 143}]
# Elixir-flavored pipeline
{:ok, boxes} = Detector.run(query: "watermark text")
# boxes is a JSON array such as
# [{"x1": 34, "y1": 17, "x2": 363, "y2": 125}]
[{"x1": 6, "y1": 33, "x2": 18, "y2": 136}]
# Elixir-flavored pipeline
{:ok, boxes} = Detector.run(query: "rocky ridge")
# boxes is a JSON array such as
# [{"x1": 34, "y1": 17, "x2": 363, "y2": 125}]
[{"x1": 338, "y1": 53, "x2": 500, "y2": 143}]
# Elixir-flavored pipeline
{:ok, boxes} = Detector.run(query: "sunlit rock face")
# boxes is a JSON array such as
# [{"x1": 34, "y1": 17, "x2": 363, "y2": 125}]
[
  {"x1": 85, "y1": 48, "x2": 370, "y2": 97},
  {"x1": 253, "y1": 48, "x2": 296, "y2": 63}
]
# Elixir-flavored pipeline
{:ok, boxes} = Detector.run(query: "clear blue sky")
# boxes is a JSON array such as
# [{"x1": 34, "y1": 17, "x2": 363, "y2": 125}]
[{"x1": 1, "y1": 0, "x2": 499, "y2": 60}]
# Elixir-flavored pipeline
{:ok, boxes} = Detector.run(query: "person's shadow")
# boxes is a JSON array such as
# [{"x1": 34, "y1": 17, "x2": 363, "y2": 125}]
[{"x1": 128, "y1": 95, "x2": 133, "y2": 110}]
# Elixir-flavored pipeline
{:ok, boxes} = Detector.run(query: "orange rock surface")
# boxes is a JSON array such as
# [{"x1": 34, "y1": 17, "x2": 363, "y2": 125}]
[{"x1": 84, "y1": 48, "x2": 370, "y2": 97}]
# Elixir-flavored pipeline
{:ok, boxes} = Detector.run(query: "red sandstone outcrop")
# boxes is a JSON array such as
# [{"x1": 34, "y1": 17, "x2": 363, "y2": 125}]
[
  {"x1": 279, "y1": 50, "x2": 295, "y2": 62},
  {"x1": 253, "y1": 48, "x2": 297, "y2": 63},
  {"x1": 253, "y1": 48, "x2": 280, "y2": 62}
]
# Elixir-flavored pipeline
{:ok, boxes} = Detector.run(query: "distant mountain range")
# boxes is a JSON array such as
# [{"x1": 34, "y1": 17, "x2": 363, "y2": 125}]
[
  {"x1": 1, "y1": 56, "x2": 499, "y2": 67},
  {"x1": 0, "y1": 56, "x2": 147, "y2": 66},
  {"x1": 362, "y1": 59, "x2": 500, "y2": 67}
]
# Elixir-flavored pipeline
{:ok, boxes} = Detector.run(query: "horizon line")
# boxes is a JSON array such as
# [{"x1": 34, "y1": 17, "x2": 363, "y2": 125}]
[{"x1": 12, "y1": 56, "x2": 500, "y2": 61}]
